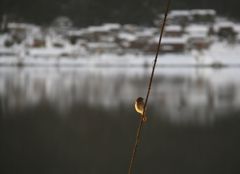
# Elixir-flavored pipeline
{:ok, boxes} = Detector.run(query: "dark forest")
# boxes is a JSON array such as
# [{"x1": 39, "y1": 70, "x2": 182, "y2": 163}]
[{"x1": 1, "y1": 0, "x2": 240, "y2": 26}]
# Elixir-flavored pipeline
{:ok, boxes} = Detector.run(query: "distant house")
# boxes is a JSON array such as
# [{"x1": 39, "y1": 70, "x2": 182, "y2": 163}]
[
  {"x1": 135, "y1": 28, "x2": 156, "y2": 40},
  {"x1": 122, "y1": 24, "x2": 139, "y2": 34},
  {"x1": 128, "y1": 39, "x2": 146, "y2": 51},
  {"x1": 7, "y1": 23, "x2": 29, "y2": 44},
  {"x1": 164, "y1": 25, "x2": 183, "y2": 37},
  {"x1": 190, "y1": 9, "x2": 216, "y2": 24},
  {"x1": 32, "y1": 38, "x2": 46, "y2": 48},
  {"x1": 127, "y1": 28, "x2": 156, "y2": 51},
  {"x1": 102, "y1": 23, "x2": 121, "y2": 33},
  {"x1": 115, "y1": 32, "x2": 137, "y2": 48},
  {"x1": 86, "y1": 42, "x2": 120, "y2": 54},
  {"x1": 214, "y1": 22, "x2": 237, "y2": 40},
  {"x1": 68, "y1": 23, "x2": 121, "y2": 43},
  {"x1": 87, "y1": 23, "x2": 121, "y2": 41},
  {"x1": 68, "y1": 28, "x2": 101, "y2": 43},
  {"x1": 0, "y1": 34, "x2": 18, "y2": 55},
  {"x1": 156, "y1": 9, "x2": 216, "y2": 27},
  {"x1": 167, "y1": 10, "x2": 190, "y2": 26},
  {"x1": 186, "y1": 25, "x2": 211, "y2": 50},
  {"x1": 7, "y1": 22, "x2": 41, "y2": 46},
  {"x1": 146, "y1": 36, "x2": 188, "y2": 53},
  {"x1": 68, "y1": 30, "x2": 85, "y2": 44}
]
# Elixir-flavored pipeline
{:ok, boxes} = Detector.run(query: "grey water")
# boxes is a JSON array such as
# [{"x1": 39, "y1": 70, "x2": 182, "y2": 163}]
[{"x1": 0, "y1": 66, "x2": 240, "y2": 174}]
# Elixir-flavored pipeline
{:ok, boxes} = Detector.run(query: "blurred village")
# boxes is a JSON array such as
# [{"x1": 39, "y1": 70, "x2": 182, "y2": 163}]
[{"x1": 1, "y1": 9, "x2": 240, "y2": 66}]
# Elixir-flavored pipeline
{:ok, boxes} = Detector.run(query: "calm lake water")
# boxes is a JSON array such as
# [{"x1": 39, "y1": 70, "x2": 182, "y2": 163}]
[{"x1": 0, "y1": 66, "x2": 240, "y2": 174}]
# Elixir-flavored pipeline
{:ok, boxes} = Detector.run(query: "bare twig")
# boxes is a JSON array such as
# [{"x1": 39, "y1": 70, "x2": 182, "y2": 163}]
[{"x1": 127, "y1": 1, "x2": 171, "y2": 174}]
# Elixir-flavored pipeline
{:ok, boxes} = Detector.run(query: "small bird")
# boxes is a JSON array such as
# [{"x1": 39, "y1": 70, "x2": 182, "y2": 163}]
[{"x1": 135, "y1": 97, "x2": 147, "y2": 122}]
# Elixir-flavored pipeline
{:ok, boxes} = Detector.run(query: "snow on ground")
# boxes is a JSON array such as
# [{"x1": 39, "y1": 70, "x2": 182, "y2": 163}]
[
  {"x1": 0, "y1": 42, "x2": 240, "y2": 67},
  {"x1": 206, "y1": 42, "x2": 240, "y2": 65},
  {"x1": 0, "y1": 53, "x2": 194, "y2": 67}
]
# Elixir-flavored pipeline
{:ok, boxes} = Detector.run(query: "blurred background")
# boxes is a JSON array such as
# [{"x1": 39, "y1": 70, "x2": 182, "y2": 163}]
[
  {"x1": 1, "y1": 0, "x2": 240, "y2": 26},
  {"x1": 1, "y1": 0, "x2": 240, "y2": 174}
]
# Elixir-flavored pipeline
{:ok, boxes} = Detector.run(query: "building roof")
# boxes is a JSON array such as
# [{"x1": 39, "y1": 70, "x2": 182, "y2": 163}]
[
  {"x1": 117, "y1": 32, "x2": 137, "y2": 41},
  {"x1": 165, "y1": 25, "x2": 182, "y2": 32},
  {"x1": 87, "y1": 23, "x2": 121, "y2": 33},
  {"x1": 186, "y1": 25, "x2": 209, "y2": 37},
  {"x1": 214, "y1": 21, "x2": 234, "y2": 31},
  {"x1": 191, "y1": 9, "x2": 216, "y2": 16},
  {"x1": 151, "y1": 36, "x2": 188, "y2": 44},
  {"x1": 169, "y1": 10, "x2": 190, "y2": 17},
  {"x1": 135, "y1": 28, "x2": 156, "y2": 37},
  {"x1": 68, "y1": 30, "x2": 85, "y2": 36}
]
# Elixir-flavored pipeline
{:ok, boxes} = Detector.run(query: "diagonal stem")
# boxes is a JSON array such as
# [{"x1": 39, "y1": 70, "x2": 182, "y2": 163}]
[{"x1": 127, "y1": 1, "x2": 171, "y2": 174}]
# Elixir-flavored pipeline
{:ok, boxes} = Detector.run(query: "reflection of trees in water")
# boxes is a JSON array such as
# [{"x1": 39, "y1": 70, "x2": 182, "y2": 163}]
[{"x1": 0, "y1": 67, "x2": 240, "y2": 123}]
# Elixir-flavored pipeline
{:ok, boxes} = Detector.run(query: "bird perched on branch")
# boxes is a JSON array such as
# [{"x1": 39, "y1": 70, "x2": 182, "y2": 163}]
[{"x1": 135, "y1": 97, "x2": 147, "y2": 122}]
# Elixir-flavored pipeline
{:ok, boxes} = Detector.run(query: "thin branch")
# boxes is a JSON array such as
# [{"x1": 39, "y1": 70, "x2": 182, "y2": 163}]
[
  {"x1": 143, "y1": 0, "x2": 171, "y2": 114},
  {"x1": 127, "y1": 1, "x2": 171, "y2": 174}
]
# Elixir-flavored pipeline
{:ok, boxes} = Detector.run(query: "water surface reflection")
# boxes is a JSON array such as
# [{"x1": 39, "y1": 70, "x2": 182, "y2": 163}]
[
  {"x1": 0, "y1": 67, "x2": 240, "y2": 174},
  {"x1": 1, "y1": 67, "x2": 240, "y2": 123}
]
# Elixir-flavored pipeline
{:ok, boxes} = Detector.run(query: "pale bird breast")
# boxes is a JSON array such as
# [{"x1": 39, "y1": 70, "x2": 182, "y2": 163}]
[{"x1": 135, "y1": 101, "x2": 144, "y2": 115}]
